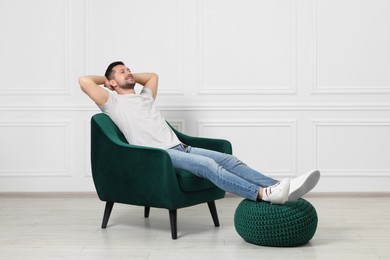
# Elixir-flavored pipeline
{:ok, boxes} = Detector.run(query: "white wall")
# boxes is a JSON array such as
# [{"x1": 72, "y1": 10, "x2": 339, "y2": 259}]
[{"x1": 0, "y1": 0, "x2": 389, "y2": 192}]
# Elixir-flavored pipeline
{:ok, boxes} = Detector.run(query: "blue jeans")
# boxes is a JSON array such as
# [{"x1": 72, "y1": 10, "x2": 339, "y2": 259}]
[{"x1": 167, "y1": 144, "x2": 278, "y2": 201}]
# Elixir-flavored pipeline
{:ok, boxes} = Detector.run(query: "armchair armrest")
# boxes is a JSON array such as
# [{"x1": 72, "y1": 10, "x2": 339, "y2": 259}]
[{"x1": 168, "y1": 123, "x2": 232, "y2": 155}]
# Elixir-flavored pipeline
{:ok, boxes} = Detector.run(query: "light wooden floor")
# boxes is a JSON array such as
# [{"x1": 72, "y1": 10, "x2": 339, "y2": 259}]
[{"x1": 0, "y1": 193, "x2": 389, "y2": 260}]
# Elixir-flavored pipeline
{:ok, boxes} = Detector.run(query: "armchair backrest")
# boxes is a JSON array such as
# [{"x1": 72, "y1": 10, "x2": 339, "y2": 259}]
[{"x1": 91, "y1": 113, "x2": 128, "y2": 145}]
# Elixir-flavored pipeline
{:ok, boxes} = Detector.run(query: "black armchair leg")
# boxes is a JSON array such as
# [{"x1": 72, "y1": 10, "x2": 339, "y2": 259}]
[
  {"x1": 207, "y1": 201, "x2": 220, "y2": 227},
  {"x1": 144, "y1": 206, "x2": 150, "y2": 218},
  {"x1": 102, "y1": 201, "x2": 114, "y2": 229},
  {"x1": 169, "y1": 209, "x2": 178, "y2": 239}
]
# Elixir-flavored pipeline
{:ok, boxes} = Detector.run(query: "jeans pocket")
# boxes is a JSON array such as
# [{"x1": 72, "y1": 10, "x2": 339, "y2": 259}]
[{"x1": 180, "y1": 143, "x2": 190, "y2": 153}]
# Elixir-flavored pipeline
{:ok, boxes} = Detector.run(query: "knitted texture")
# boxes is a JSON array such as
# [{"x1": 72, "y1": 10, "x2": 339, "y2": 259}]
[{"x1": 234, "y1": 199, "x2": 318, "y2": 247}]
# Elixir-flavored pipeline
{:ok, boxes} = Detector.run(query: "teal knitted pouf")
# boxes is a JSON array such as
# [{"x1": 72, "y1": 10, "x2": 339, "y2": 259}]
[{"x1": 234, "y1": 199, "x2": 318, "y2": 247}]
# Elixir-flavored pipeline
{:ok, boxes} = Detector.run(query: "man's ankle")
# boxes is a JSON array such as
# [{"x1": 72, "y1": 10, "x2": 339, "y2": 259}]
[{"x1": 257, "y1": 188, "x2": 264, "y2": 201}]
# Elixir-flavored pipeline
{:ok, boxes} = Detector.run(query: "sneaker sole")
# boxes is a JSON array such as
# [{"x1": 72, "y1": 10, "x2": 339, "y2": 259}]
[{"x1": 288, "y1": 170, "x2": 320, "y2": 201}]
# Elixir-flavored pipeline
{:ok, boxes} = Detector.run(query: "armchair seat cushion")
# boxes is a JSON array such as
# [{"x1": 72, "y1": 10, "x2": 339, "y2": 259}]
[{"x1": 175, "y1": 169, "x2": 216, "y2": 192}]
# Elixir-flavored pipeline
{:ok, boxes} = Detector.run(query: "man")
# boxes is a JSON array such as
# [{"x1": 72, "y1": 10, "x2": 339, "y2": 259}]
[{"x1": 79, "y1": 61, "x2": 320, "y2": 204}]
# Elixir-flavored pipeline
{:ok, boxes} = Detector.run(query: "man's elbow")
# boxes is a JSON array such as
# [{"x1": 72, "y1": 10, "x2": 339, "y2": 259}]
[
  {"x1": 78, "y1": 77, "x2": 88, "y2": 92},
  {"x1": 152, "y1": 72, "x2": 158, "y2": 84},
  {"x1": 151, "y1": 73, "x2": 159, "y2": 83}
]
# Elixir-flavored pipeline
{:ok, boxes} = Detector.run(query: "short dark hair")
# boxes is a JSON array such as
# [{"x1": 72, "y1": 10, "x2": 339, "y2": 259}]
[{"x1": 105, "y1": 61, "x2": 125, "y2": 79}]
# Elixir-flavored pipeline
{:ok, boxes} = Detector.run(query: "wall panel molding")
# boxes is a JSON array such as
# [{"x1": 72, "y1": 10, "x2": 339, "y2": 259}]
[
  {"x1": 166, "y1": 119, "x2": 185, "y2": 133},
  {"x1": 198, "y1": 0, "x2": 297, "y2": 95},
  {"x1": 312, "y1": 0, "x2": 390, "y2": 94},
  {"x1": 197, "y1": 120, "x2": 297, "y2": 176},
  {"x1": 2, "y1": 103, "x2": 390, "y2": 112},
  {"x1": 160, "y1": 103, "x2": 390, "y2": 112},
  {"x1": 312, "y1": 119, "x2": 390, "y2": 177},
  {"x1": 0, "y1": 120, "x2": 71, "y2": 177},
  {"x1": 0, "y1": 0, "x2": 71, "y2": 95},
  {"x1": 84, "y1": 119, "x2": 92, "y2": 177}
]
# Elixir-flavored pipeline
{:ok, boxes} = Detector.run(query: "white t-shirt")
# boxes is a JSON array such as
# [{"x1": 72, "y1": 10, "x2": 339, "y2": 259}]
[{"x1": 98, "y1": 88, "x2": 181, "y2": 150}]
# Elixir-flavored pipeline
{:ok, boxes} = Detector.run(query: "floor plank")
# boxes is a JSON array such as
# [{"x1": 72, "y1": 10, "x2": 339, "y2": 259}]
[{"x1": 0, "y1": 194, "x2": 389, "y2": 260}]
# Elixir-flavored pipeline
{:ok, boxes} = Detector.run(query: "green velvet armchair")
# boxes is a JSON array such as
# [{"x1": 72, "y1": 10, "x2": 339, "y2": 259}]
[{"x1": 90, "y1": 113, "x2": 232, "y2": 239}]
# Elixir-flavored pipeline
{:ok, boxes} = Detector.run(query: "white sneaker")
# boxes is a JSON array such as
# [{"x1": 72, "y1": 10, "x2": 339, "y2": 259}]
[
  {"x1": 265, "y1": 178, "x2": 290, "y2": 205},
  {"x1": 288, "y1": 169, "x2": 320, "y2": 201}
]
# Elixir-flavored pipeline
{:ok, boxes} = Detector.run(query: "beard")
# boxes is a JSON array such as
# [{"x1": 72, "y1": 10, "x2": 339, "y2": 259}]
[{"x1": 119, "y1": 82, "x2": 136, "y2": 90}]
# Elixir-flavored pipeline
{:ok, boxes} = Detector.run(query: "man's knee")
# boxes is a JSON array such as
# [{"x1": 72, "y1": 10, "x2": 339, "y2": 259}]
[
  {"x1": 194, "y1": 157, "x2": 221, "y2": 177},
  {"x1": 221, "y1": 154, "x2": 243, "y2": 166}
]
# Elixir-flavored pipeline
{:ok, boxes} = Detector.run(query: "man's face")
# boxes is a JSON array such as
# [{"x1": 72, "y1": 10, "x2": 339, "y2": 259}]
[{"x1": 111, "y1": 65, "x2": 136, "y2": 89}]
